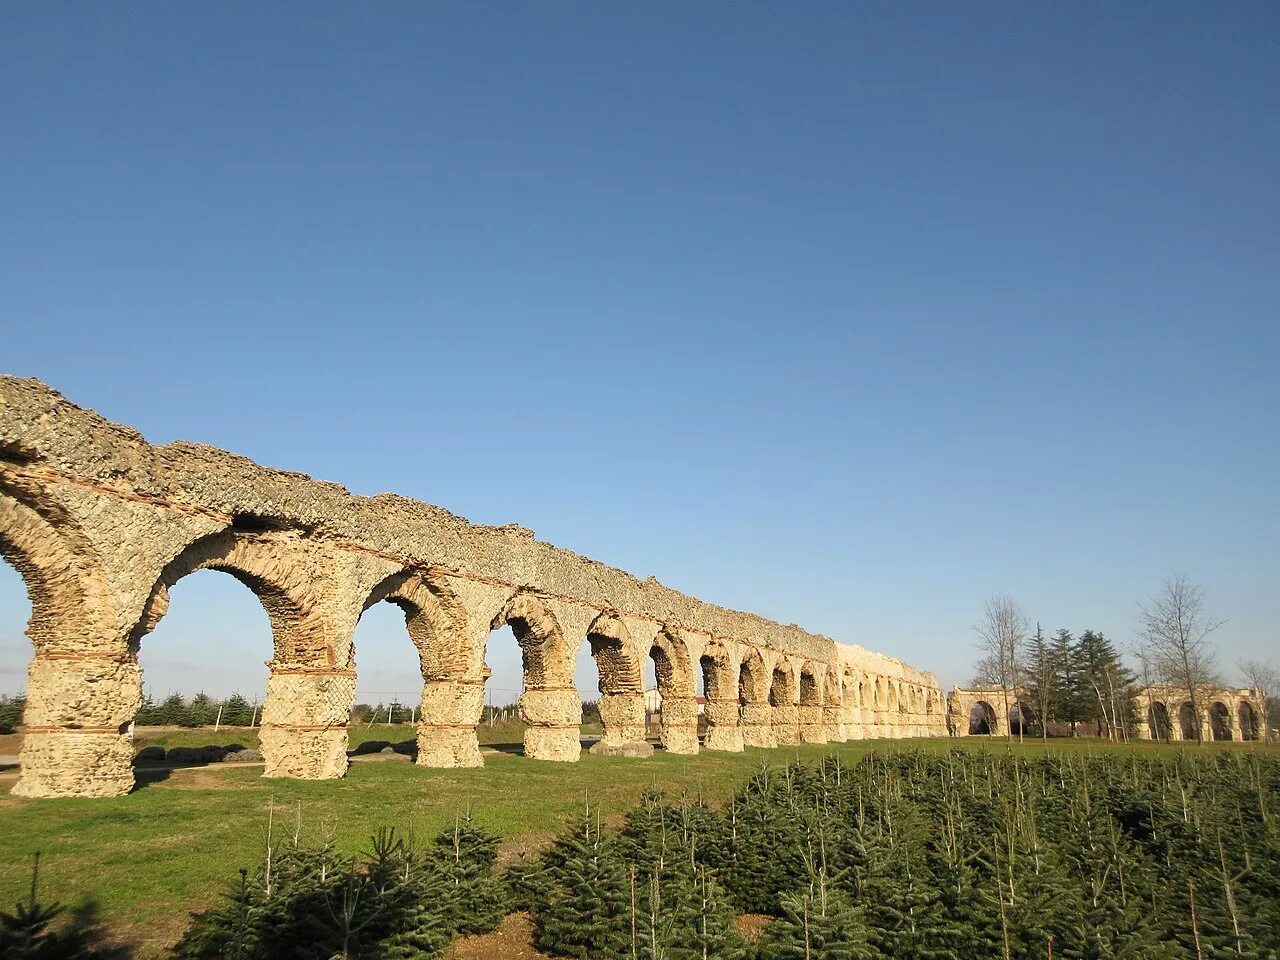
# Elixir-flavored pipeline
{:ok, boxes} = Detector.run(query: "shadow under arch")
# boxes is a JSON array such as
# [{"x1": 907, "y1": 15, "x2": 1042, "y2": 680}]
[
  {"x1": 1178, "y1": 701, "x2": 1199, "y2": 741},
  {"x1": 1208, "y1": 700, "x2": 1232, "y2": 741},
  {"x1": 1238, "y1": 700, "x2": 1260, "y2": 741}
]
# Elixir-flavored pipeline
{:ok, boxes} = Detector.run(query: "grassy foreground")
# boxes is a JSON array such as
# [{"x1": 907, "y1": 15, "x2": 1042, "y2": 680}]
[{"x1": 0, "y1": 732, "x2": 1275, "y2": 957}]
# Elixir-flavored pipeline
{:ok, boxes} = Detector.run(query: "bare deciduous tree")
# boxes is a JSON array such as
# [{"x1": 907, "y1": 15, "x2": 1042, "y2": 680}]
[
  {"x1": 970, "y1": 653, "x2": 1002, "y2": 687},
  {"x1": 1238, "y1": 659, "x2": 1278, "y2": 744},
  {"x1": 973, "y1": 594, "x2": 1028, "y2": 741},
  {"x1": 1136, "y1": 574, "x2": 1223, "y2": 744}
]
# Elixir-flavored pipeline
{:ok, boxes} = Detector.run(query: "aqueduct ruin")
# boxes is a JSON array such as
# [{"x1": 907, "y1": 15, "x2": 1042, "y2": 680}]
[
  {"x1": 948, "y1": 685, "x2": 1265, "y2": 741},
  {"x1": 0, "y1": 377, "x2": 947, "y2": 798}
]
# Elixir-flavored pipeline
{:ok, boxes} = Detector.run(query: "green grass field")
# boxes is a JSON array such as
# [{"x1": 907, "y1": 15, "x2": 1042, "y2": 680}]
[{"x1": 1, "y1": 731, "x2": 1275, "y2": 957}]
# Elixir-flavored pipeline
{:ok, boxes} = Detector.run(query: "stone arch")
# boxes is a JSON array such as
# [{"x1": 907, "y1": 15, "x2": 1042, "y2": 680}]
[
  {"x1": 360, "y1": 569, "x2": 480, "y2": 767},
  {"x1": 770, "y1": 661, "x2": 798, "y2": 705},
  {"x1": 1, "y1": 489, "x2": 137, "y2": 798},
  {"x1": 798, "y1": 664, "x2": 820, "y2": 705},
  {"x1": 1208, "y1": 701, "x2": 1232, "y2": 741},
  {"x1": 1238, "y1": 700, "x2": 1260, "y2": 742},
  {"x1": 969, "y1": 700, "x2": 997, "y2": 735},
  {"x1": 130, "y1": 529, "x2": 327, "y2": 665},
  {"x1": 797, "y1": 662, "x2": 825, "y2": 744},
  {"x1": 490, "y1": 591, "x2": 579, "y2": 761},
  {"x1": 0, "y1": 489, "x2": 117, "y2": 653},
  {"x1": 739, "y1": 648, "x2": 770, "y2": 703},
  {"x1": 584, "y1": 610, "x2": 646, "y2": 751},
  {"x1": 647, "y1": 625, "x2": 697, "y2": 754},
  {"x1": 361, "y1": 569, "x2": 471, "y2": 682},
  {"x1": 1178, "y1": 701, "x2": 1199, "y2": 740},
  {"x1": 770, "y1": 660, "x2": 800, "y2": 746},
  {"x1": 842, "y1": 670, "x2": 863, "y2": 740},
  {"x1": 698, "y1": 640, "x2": 742, "y2": 751},
  {"x1": 130, "y1": 528, "x2": 352, "y2": 781},
  {"x1": 822, "y1": 668, "x2": 842, "y2": 741},
  {"x1": 1147, "y1": 701, "x2": 1173, "y2": 741},
  {"x1": 490, "y1": 591, "x2": 575, "y2": 689},
  {"x1": 648, "y1": 626, "x2": 694, "y2": 698},
  {"x1": 737, "y1": 647, "x2": 774, "y2": 748}
]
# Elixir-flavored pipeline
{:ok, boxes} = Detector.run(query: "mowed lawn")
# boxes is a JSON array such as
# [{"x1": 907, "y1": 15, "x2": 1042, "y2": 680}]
[{"x1": 1, "y1": 730, "x2": 1275, "y2": 958}]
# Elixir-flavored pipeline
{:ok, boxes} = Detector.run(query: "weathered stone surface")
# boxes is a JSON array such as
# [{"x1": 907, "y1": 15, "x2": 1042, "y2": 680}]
[
  {"x1": 588, "y1": 740, "x2": 654, "y2": 758},
  {"x1": 0, "y1": 376, "x2": 950, "y2": 797}
]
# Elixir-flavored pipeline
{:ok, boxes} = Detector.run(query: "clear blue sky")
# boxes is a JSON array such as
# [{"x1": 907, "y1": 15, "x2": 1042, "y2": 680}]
[{"x1": 1, "y1": 4, "x2": 1277, "y2": 704}]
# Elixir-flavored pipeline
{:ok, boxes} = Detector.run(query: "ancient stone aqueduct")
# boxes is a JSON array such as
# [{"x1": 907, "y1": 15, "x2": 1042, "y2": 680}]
[
  {"x1": 1, "y1": 378, "x2": 1266, "y2": 799},
  {"x1": 1, "y1": 377, "x2": 953, "y2": 798}
]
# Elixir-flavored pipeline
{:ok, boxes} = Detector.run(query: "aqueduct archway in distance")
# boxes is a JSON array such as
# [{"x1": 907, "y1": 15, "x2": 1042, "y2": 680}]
[{"x1": 0, "y1": 378, "x2": 948, "y2": 797}]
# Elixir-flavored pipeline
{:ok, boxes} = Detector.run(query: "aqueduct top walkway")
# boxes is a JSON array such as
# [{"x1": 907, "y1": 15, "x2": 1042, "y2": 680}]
[{"x1": 0, "y1": 377, "x2": 946, "y2": 797}]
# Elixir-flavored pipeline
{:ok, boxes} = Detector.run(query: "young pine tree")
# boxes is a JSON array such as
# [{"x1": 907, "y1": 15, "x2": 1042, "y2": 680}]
[
  {"x1": 532, "y1": 809, "x2": 633, "y2": 960},
  {"x1": 753, "y1": 868, "x2": 877, "y2": 960}
]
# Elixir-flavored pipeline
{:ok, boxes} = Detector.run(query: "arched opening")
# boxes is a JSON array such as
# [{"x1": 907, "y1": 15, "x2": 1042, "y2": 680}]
[
  {"x1": 481, "y1": 624, "x2": 525, "y2": 748},
  {"x1": 1209, "y1": 701, "x2": 1232, "y2": 741},
  {"x1": 354, "y1": 570, "x2": 476, "y2": 767},
  {"x1": 643, "y1": 648, "x2": 660, "y2": 737},
  {"x1": 699, "y1": 643, "x2": 741, "y2": 751},
  {"x1": 137, "y1": 569, "x2": 274, "y2": 738},
  {"x1": 1147, "y1": 702, "x2": 1173, "y2": 741},
  {"x1": 0, "y1": 554, "x2": 31, "y2": 734},
  {"x1": 126, "y1": 530, "x2": 354, "y2": 782},
  {"x1": 490, "y1": 592, "x2": 579, "y2": 762},
  {"x1": 738, "y1": 649, "x2": 773, "y2": 748},
  {"x1": 969, "y1": 700, "x2": 997, "y2": 735},
  {"x1": 798, "y1": 664, "x2": 823, "y2": 744},
  {"x1": 1009, "y1": 701, "x2": 1038, "y2": 737},
  {"x1": 584, "y1": 612, "x2": 645, "y2": 752},
  {"x1": 1238, "y1": 701, "x2": 1261, "y2": 742},
  {"x1": 769, "y1": 662, "x2": 800, "y2": 746},
  {"x1": 822, "y1": 670, "x2": 842, "y2": 741},
  {"x1": 1178, "y1": 702, "x2": 1199, "y2": 741},
  {"x1": 350, "y1": 600, "x2": 425, "y2": 737},
  {"x1": 647, "y1": 628, "x2": 697, "y2": 754}
]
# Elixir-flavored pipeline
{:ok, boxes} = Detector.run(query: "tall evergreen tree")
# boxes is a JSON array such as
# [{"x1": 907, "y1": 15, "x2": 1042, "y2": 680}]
[
  {"x1": 1049, "y1": 630, "x2": 1087, "y2": 735},
  {"x1": 1076, "y1": 630, "x2": 1136, "y2": 740},
  {"x1": 1025, "y1": 624, "x2": 1055, "y2": 740}
]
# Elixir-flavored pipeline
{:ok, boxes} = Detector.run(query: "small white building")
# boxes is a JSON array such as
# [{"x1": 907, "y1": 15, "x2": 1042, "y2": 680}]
[{"x1": 643, "y1": 687, "x2": 706, "y2": 714}]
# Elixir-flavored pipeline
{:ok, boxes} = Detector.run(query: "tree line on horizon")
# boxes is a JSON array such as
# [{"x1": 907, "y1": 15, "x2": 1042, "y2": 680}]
[{"x1": 972, "y1": 574, "x2": 1278, "y2": 743}]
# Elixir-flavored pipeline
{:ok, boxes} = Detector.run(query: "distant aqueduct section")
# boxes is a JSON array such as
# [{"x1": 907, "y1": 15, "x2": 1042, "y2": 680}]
[{"x1": 0, "y1": 377, "x2": 947, "y2": 798}]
